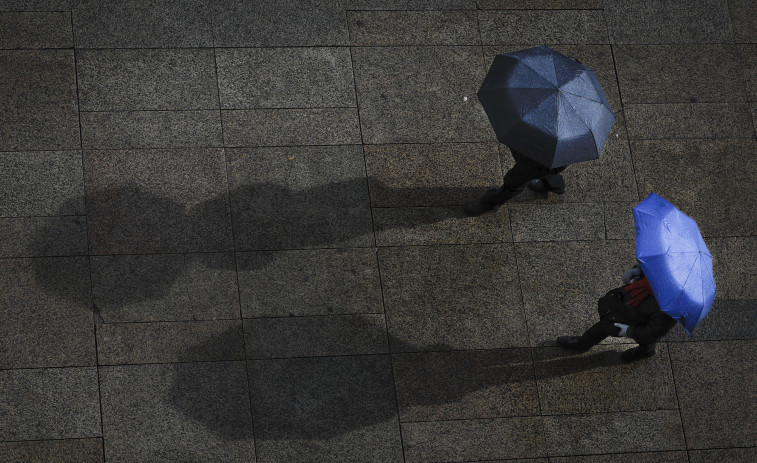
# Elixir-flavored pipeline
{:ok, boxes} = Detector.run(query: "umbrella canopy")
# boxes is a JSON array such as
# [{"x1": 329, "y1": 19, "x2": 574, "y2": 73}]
[
  {"x1": 477, "y1": 45, "x2": 615, "y2": 168},
  {"x1": 633, "y1": 193, "x2": 716, "y2": 336}
]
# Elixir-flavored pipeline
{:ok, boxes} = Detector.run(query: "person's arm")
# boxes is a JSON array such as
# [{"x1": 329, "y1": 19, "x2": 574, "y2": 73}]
[
  {"x1": 626, "y1": 312, "x2": 677, "y2": 345},
  {"x1": 621, "y1": 264, "x2": 643, "y2": 285}
]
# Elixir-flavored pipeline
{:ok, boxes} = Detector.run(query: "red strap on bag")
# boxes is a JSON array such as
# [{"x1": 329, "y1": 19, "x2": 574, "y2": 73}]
[{"x1": 624, "y1": 276, "x2": 653, "y2": 307}]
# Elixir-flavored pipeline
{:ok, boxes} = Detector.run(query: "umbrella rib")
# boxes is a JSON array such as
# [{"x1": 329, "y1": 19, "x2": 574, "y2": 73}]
[
  {"x1": 671, "y1": 252, "x2": 700, "y2": 317},
  {"x1": 561, "y1": 95, "x2": 597, "y2": 152},
  {"x1": 512, "y1": 60, "x2": 559, "y2": 90},
  {"x1": 560, "y1": 89, "x2": 610, "y2": 110}
]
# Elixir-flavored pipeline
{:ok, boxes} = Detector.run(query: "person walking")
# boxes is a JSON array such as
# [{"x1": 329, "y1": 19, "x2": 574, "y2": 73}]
[{"x1": 556, "y1": 264, "x2": 677, "y2": 363}]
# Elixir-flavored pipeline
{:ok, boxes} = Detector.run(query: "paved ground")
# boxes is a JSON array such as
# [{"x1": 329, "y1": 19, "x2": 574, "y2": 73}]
[{"x1": 1, "y1": 0, "x2": 756, "y2": 462}]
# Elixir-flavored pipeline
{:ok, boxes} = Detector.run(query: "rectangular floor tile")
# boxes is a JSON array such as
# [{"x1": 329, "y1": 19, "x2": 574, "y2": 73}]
[
  {"x1": 97, "y1": 320, "x2": 244, "y2": 365},
  {"x1": 245, "y1": 314, "x2": 388, "y2": 358},
  {"x1": 740, "y1": 44, "x2": 757, "y2": 102},
  {"x1": 614, "y1": 45, "x2": 747, "y2": 103},
  {"x1": 379, "y1": 244, "x2": 530, "y2": 351},
  {"x1": 0, "y1": 12, "x2": 71, "y2": 48},
  {"x1": 604, "y1": 0, "x2": 734, "y2": 44},
  {"x1": 0, "y1": 257, "x2": 95, "y2": 369},
  {"x1": 509, "y1": 202, "x2": 605, "y2": 242},
  {"x1": 534, "y1": 345, "x2": 678, "y2": 414},
  {"x1": 80, "y1": 110, "x2": 222, "y2": 149},
  {"x1": 625, "y1": 103, "x2": 754, "y2": 139},
  {"x1": 237, "y1": 248, "x2": 381, "y2": 317},
  {"x1": 352, "y1": 46, "x2": 490, "y2": 143},
  {"x1": 347, "y1": 0, "x2": 476, "y2": 8},
  {"x1": 347, "y1": 10, "x2": 478, "y2": 46},
  {"x1": 669, "y1": 340, "x2": 757, "y2": 448},
  {"x1": 373, "y1": 205, "x2": 512, "y2": 246},
  {"x1": 478, "y1": 0, "x2": 601, "y2": 7},
  {"x1": 550, "y1": 452, "x2": 688, "y2": 463},
  {"x1": 516, "y1": 240, "x2": 636, "y2": 346},
  {"x1": 84, "y1": 148, "x2": 233, "y2": 254},
  {"x1": 401, "y1": 417, "x2": 546, "y2": 462},
  {"x1": 0, "y1": 216, "x2": 87, "y2": 257},
  {"x1": 213, "y1": 0, "x2": 349, "y2": 47},
  {"x1": 217, "y1": 47, "x2": 355, "y2": 108},
  {"x1": 0, "y1": 150, "x2": 84, "y2": 216},
  {"x1": 0, "y1": 439, "x2": 103, "y2": 463},
  {"x1": 76, "y1": 49, "x2": 218, "y2": 111},
  {"x1": 226, "y1": 145, "x2": 373, "y2": 250},
  {"x1": 479, "y1": 10, "x2": 608, "y2": 44},
  {"x1": 393, "y1": 349, "x2": 538, "y2": 421},
  {"x1": 250, "y1": 355, "x2": 403, "y2": 462},
  {"x1": 707, "y1": 236, "x2": 757, "y2": 300},
  {"x1": 631, "y1": 139, "x2": 757, "y2": 237},
  {"x1": 665, "y1": 299, "x2": 757, "y2": 341},
  {"x1": 0, "y1": 50, "x2": 79, "y2": 151},
  {"x1": 544, "y1": 410, "x2": 685, "y2": 455},
  {"x1": 730, "y1": 0, "x2": 757, "y2": 43},
  {"x1": 90, "y1": 253, "x2": 239, "y2": 323},
  {"x1": 0, "y1": 0, "x2": 70, "y2": 10},
  {"x1": 0, "y1": 367, "x2": 101, "y2": 441},
  {"x1": 365, "y1": 143, "x2": 502, "y2": 207},
  {"x1": 222, "y1": 108, "x2": 360, "y2": 146},
  {"x1": 689, "y1": 448, "x2": 757, "y2": 463},
  {"x1": 72, "y1": 0, "x2": 213, "y2": 48},
  {"x1": 100, "y1": 362, "x2": 256, "y2": 461},
  {"x1": 604, "y1": 201, "x2": 636, "y2": 240}
]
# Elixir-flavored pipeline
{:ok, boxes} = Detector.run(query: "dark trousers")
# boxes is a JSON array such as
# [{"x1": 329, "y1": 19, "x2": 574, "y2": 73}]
[
  {"x1": 579, "y1": 321, "x2": 656, "y2": 354},
  {"x1": 480, "y1": 156, "x2": 566, "y2": 205}
]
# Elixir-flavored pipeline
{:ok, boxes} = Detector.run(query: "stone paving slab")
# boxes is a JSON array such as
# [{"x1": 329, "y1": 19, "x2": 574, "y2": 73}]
[
  {"x1": 603, "y1": 201, "x2": 636, "y2": 240},
  {"x1": 479, "y1": 10, "x2": 608, "y2": 44},
  {"x1": 0, "y1": 216, "x2": 87, "y2": 257},
  {"x1": 739, "y1": 44, "x2": 757, "y2": 102},
  {"x1": 347, "y1": 10, "x2": 478, "y2": 46},
  {"x1": 708, "y1": 236, "x2": 757, "y2": 300},
  {"x1": 625, "y1": 103, "x2": 754, "y2": 139},
  {"x1": 0, "y1": 11, "x2": 72, "y2": 48},
  {"x1": 477, "y1": 0, "x2": 601, "y2": 7},
  {"x1": 0, "y1": 439, "x2": 104, "y2": 463},
  {"x1": 0, "y1": 0, "x2": 70, "y2": 10},
  {"x1": 509, "y1": 202, "x2": 605, "y2": 242},
  {"x1": 729, "y1": 0, "x2": 757, "y2": 43},
  {"x1": 689, "y1": 447, "x2": 757, "y2": 463},
  {"x1": 347, "y1": 0, "x2": 476, "y2": 9},
  {"x1": 550, "y1": 451, "x2": 688, "y2": 463},
  {"x1": 665, "y1": 298, "x2": 757, "y2": 341}
]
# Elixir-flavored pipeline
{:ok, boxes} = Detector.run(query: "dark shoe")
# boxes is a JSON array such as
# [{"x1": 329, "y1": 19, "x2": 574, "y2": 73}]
[
  {"x1": 557, "y1": 336, "x2": 590, "y2": 353},
  {"x1": 527, "y1": 179, "x2": 566, "y2": 195},
  {"x1": 621, "y1": 347, "x2": 656, "y2": 363},
  {"x1": 463, "y1": 199, "x2": 500, "y2": 217}
]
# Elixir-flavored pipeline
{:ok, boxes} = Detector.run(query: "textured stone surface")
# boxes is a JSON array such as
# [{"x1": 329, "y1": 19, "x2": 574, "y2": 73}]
[
  {"x1": 0, "y1": 216, "x2": 87, "y2": 257},
  {"x1": 729, "y1": 0, "x2": 757, "y2": 43},
  {"x1": 604, "y1": 201, "x2": 637, "y2": 240},
  {"x1": 250, "y1": 355, "x2": 403, "y2": 462},
  {"x1": 0, "y1": 50, "x2": 79, "y2": 151},
  {"x1": 80, "y1": 110, "x2": 222, "y2": 149},
  {"x1": 479, "y1": 10, "x2": 608, "y2": 44},
  {"x1": 670, "y1": 341, "x2": 757, "y2": 448},
  {"x1": 477, "y1": 0, "x2": 600, "y2": 7},
  {"x1": 509, "y1": 202, "x2": 605, "y2": 242},
  {"x1": 237, "y1": 248, "x2": 381, "y2": 317},
  {"x1": 689, "y1": 447, "x2": 757, "y2": 463},
  {"x1": 707, "y1": 236, "x2": 757, "y2": 300},
  {"x1": 550, "y1": 452, "x2": 688, "y2": 463},
  {"x1": 0, "y1": 257, "x2": 94, "y2": 369},
  {"x1": 625, "y1": 103, "x2": 754, "y2": 139},
  {"x1": 740, "y1": 44, "x2": 757, "y2": 102},
  {"x1": 100, "y1": 362, "x2": 255, "y2": 461},
  {"x1": 0, "y1": 12, "x2": 71, "y2": 48},
  {"x1": 347, "y1": 10, "x2": 478, "y2": 46},
  {"x1": 665, "y1": 299, "x2": 757, "y2": 341},
  {"x1": 347, "y1": 0, "x2": 476, "y2": 8},
  {"x1": 0, "y1": 439, "x2": 103, "y2": 463},
  {"x1": 379, "y1": 244, "x2": 529, "y2": 350},
  {"x1": 90, "y1": 252, "x2": 239, "y2": 323},
  {"x1": 393, "y1": 349, "x2": 538, "y2": 421},
  {"x1": 0, "y1": 0, "x2": 70, "y2": 10},
  {"x1": 0, "y1": 367, "x2": 101, "y2": 441},
  {"x1": 76, "y1": 49, "x2": 218, "y2": 111},
  {"x1": 226, "y1": 145, "x2": 372, "y2": 250},
  {"x1": 352, "y1": 46, "x2": 490, "y2": 143}
]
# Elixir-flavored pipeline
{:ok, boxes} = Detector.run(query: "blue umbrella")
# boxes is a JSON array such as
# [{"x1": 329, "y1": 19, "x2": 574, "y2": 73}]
[
  {"x1": 477, "y1": 45, "x2": 615, "y2": 168},
  {"x1": 633, "y1": 193, "x2": 716, "y2": 336}
]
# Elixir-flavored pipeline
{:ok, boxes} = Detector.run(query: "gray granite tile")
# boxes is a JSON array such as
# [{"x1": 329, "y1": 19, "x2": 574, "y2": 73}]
[
  {"x1": 0, "y1": 257, "x2": 95, "y2": 368},
  {"x1": 669, "y1": 340, "x2": 757, "y2": 448},
  {"x1": 379, "y1": 244, "x2": 530, "y2": 350},
  {"x1": 0, "y1": 216, "x2": 87, "y2": 257},
  {"x1": 550, "y1": 451, "x2": 689, "y2": 463},
  {"x1": 76, "y1": 49, "x2": 218, "y2": 111},
  {"x1": 237, "y1": 248, "x2": 381, "y2": 317},
  {"x1": 0, "y1": 367, "x2": 100, "y2": 440},
  {"x1": 730, "y1": 0, "x2": 757, "y2": 43},
  {"x1": 0, "y1": 439, "x2": 103, "y2": 463},
  {"x1": 222, "y1": 108, "x2": 361, "y2": 147},
  {"x1": 479, "y1": 10, "x2": 608, "y2": 44},
  {"x1": 347, "y1": 0, "x2": 476, "y2": 8},
  {"x1": 614, "y1": 45, "x2": 747, "y2": 103},
  {"x1": 509, "y1": 202, "x2": 605, "y2": 242},
  {"x1": 347, "y1": 10, "x2": 478, "y2": 46},
  {"x1": 0, "y1": 150, "x2": 84, "y2": 216},
  {"x1": 665, "y1": 299, "x2": 757, "y2": 341},
  {"x1": 80, "y1": 110, "x2": 222, "y2": 149},
  {"x1": 217, "y1": 47, "x2": 354, "y2": 109},
  {"x1": 625, "y1": 103, "x2": 754, "y2": 139},
  {"x1": 365, "y1": 143, "x2": 502, "y2": 207},
  {"x1": 544, "y1": 410, "x2": 685, "y2": 455},
  {"x1": 605, "y1": 0, "x2": 734, "y2": 44},
  {"x1": 689, "y1": 447, "x2": 757, "y2": 463},
  {"x1": 352, "y1": 46, "x2": 490, "y2": 143},
  {"x1": 245, "y1": 314, "x2": 388, "y2": 359},
  {"x1": 516, "y1": 240, "x2": 636, "y2": 347},
  {"x1": 213, "y1": 0, "x2": 348, "y2": 47},
  {"x1": 604, "y1": 201, "x2": 636, "y2": 240},
  {"x1": 90, "y1": 253, "x2": 239, "y2": 323},
  {"x1": 226, "y1": 145, "x2": 373, "y2": 250},
  {"x1": 393, "y1": 349, "x2": 538, "y2": 421},
  {"x1": 0, "y1": 0, "x2": 70, "y2": 10},
  {"x1": 83, "y1": 148, "x2": 233, "y2": 254},
  {"x1": 753, "y1": 104, "x2": 757, "y2": 133},
  {"x1": 373, "y1": 205, "x2": 512, "y2": 246},
  {"x1": 0, "y1": 12, "x2": 72, "y2": 48},
  {"x1": 100, "y1": 362, "x2": 256, "y2": 461},
  {"x1": 534, "y1": 345, "x2": 677, "y2": 414},
  {"x1": 708, "y1": 237, "x2": 757, "y2": 300},
  {"x1": 740, "y1": 44, "x2": 757, "y2": 102},
  {"x1": 477, "y1": 0, "x2": 601, "y2": 7},
  {"x1": 0, "y1": 50, "x2": 79, "y2": 151},
  {"x1": 631, "y1": 139, "x2": 757, "y2": 237},
  {"x1": 250, "y1": 355, "x2": 403, "y2": 462},
  {"x1": 98, "y1": 320, "x2": 244, "y2": 365},
  {"x1": 401, "y1": 417, "x2": 546, "y2": 462},
  {"x1": 72, "y1": 0, "x2": 213, "y2": 48}
]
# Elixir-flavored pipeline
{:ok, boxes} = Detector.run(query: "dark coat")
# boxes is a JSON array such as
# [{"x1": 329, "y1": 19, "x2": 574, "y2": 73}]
[{"x1": 597, "y1": 288, "x2": 677, "y2": 345}]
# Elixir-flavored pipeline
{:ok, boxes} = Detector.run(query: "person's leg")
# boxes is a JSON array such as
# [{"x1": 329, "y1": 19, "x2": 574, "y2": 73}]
[
  {"x1": 528, "y1": 166, "x2": 567, "y2": 194},
  {"x1": 464, "y1": 161, "x2": 547, "y2": 216},
  {"x1": 621, "y1": 342, "x2": 657, "y2": 362},
  {"x1": 557, "y1": 320, "x2": 607, "y2": 352}
]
